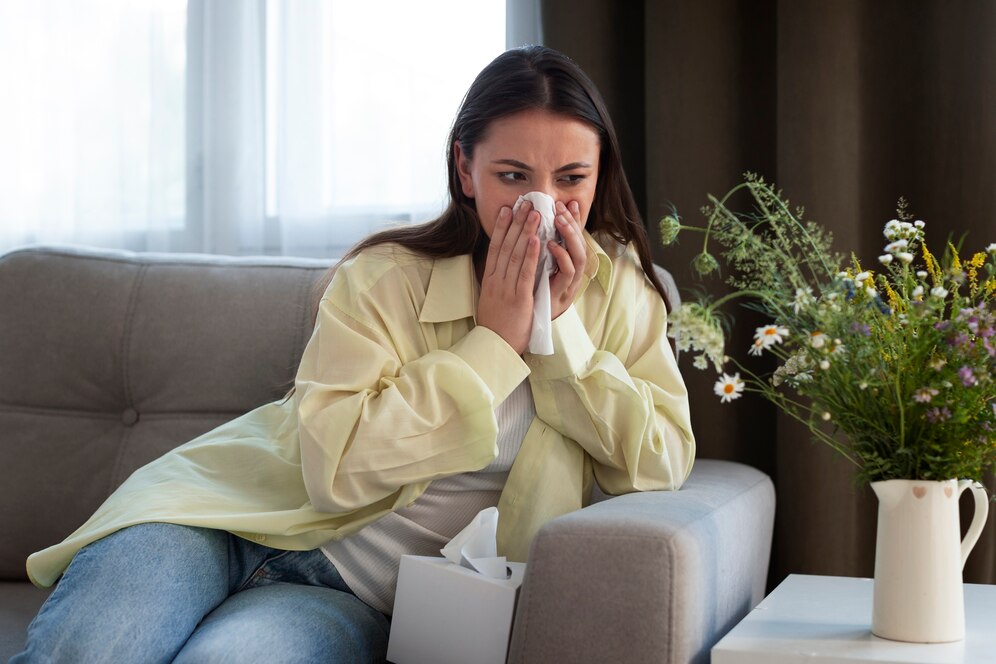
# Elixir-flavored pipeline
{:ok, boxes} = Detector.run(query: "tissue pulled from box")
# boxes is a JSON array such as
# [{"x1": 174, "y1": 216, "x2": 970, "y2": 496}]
[
  {"x1": 511, "y1": 191, "x2": 558, "y2": 356},
  {"x1": 439, "y1": 506, "x2": 508, "y2": 579}
]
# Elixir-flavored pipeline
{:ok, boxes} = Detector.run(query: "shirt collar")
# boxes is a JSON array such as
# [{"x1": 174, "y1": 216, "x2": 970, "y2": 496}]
[
  {"x1": 419, "y1": 254, "x2": 478, "y2": 323},
  {"x1": 418, "y1": 231, "x2": 613, "y2": 324},
  {"x1": 583, "y1": 230, "x2": 613, "y2": 294}
]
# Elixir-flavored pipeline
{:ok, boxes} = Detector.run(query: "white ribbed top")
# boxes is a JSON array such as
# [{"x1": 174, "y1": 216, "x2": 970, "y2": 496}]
[{"x1": 321, "y1": 379, "x2": 535, "y2": 615}]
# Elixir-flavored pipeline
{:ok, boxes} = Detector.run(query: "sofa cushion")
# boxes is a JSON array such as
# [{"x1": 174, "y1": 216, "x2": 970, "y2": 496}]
[
  {"x1": 0, "y1": 582, "x2": 51, "y2": 659},
  {"x1": 0, "y1": 246, "x2": 331, "y2": 580}
]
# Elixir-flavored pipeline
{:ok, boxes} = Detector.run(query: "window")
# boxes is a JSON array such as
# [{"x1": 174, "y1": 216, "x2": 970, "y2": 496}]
[{"x1": 0, "y1": 1, "x2": 507, "y2": 256}]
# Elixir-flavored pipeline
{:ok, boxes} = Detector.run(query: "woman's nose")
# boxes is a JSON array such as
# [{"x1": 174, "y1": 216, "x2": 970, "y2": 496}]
[{"x1": 532, "y1": 181, "x2": 558, "y2": 202}]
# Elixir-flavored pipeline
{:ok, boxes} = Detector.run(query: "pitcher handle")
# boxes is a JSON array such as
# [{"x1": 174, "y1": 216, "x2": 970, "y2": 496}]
[{"x1": 958, "y1": 479, "x2": 990, "y2": 569}]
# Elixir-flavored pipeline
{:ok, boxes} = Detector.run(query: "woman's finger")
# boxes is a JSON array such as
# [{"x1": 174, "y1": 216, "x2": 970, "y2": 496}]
[
  {"x1": 518, "y1": 234, "x2": 541, "y2": 296},
  {"x1": 547, "y1": 200, "x2": 588, "y2": 317},
  {"x1": 547, "y1": 240, "x2": 576, "y2": 288},
  {"x1": 494, "y1": 201, "x2": 531, "y2": 279},
  {"x1": 484, "y1": 206, "x2": 512, "y2": 277},
  {"x1": 507, "y1": 209, "x2": 541, "y2": 289}
]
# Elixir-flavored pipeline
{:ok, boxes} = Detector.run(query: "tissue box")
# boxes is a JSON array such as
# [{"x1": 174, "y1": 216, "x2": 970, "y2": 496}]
[{"x1": 387, "y1": 555, "x2": 527, "y2": 664}]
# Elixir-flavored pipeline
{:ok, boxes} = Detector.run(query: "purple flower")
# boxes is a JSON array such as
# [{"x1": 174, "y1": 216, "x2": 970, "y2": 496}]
[
  {"x1": 958, "y1": 366, "x2": 977, "y2": 387},
  {"x1": 958, "y1": 307, "x2": 975, "y2": 319},
  {"x1": 985, "y1": 338, "x2": 996, "y2": 358},
  {"x1": 934, "y1": 321, "x2": 951, "y2": 331},
  {"x1": 851, "y1": 322, "x2": 871, "y2": 336},
  {"x1": 913, "y1": 387, "x2": 939, "y2": 403},
  {"x1": 949, "y1": 333, "x2": 971, "y2": 348},
  {"x1": 926, "y1": 407, "x2": 952, "y2": 423}
]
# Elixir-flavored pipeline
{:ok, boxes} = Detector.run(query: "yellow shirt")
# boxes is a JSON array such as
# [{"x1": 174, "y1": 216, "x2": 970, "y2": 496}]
[{"x1": 26, "y1": 231, "x2": 695, "y2": 588}]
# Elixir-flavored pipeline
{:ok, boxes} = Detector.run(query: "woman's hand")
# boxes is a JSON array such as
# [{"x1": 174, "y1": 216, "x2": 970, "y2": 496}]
[
  {"x1": 548, "y1": 200, "x2": 587, "y2": 320},
  {"x1": 476, "y1": 202, "x2": 541, "y2": 354}
]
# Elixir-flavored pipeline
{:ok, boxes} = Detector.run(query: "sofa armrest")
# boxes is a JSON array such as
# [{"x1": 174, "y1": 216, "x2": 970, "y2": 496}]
[{"x1": 507, "y1": 459, "x2": 775, "y2": 664}]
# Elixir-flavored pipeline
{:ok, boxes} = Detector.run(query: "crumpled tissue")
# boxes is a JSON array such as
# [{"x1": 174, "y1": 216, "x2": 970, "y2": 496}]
[
  {"x1": 440, "y1": 506, "x2": 509, "y2": 579},
  {"x1": 511, "y1": 191, "x2": 559, "y2": 355}
]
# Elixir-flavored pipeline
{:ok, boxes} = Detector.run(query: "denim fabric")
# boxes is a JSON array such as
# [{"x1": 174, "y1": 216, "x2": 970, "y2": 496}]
[{"x1": 11, "y1": 523, "x2": 389, "y2": 663}]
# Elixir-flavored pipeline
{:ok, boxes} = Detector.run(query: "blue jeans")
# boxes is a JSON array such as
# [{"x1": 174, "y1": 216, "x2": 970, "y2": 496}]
[{"x1": 12, "y1": 523, "x2": 390, "y2": 663}]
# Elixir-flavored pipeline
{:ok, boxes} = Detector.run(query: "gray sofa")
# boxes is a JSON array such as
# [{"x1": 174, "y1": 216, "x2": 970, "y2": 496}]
[{"x1": 0, "y1": 245, "x2": 775, "y2": 663}]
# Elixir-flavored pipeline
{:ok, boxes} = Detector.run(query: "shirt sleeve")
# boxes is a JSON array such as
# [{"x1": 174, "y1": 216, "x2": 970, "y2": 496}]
[
  {"x1": 294, "y1": 260, "x2": 530, "y2": 514},
  {"x1": 524, "y1": 249, "x2": 695, "y2": 494}
]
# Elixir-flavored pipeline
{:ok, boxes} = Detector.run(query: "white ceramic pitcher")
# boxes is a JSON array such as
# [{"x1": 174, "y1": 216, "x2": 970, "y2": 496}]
[{"x1": 871, "y1": 478, "x2": 989, "y2": 642}]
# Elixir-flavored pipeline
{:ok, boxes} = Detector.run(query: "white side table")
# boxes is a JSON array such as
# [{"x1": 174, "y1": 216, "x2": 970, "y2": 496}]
[{"x1": 711, "y1": 574, "x2": 996, "y2": 663}]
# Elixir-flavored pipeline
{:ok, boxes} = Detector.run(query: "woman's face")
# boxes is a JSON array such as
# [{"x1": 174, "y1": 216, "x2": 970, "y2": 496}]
[{"x1": 454, "y1": 109, "x2": 601, "y2": 237}]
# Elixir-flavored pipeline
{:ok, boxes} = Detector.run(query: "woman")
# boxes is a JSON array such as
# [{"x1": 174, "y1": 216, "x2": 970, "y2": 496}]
[{"x1": 15, "y1": 46, "x2": 694, "y2": 663}]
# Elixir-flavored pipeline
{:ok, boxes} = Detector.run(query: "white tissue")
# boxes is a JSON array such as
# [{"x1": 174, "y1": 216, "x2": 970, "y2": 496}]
[
  {"x1": 512, "y1": 191, "x2": 557, "y2": 355},
  {"x1": 439, "y1": 506, "x2": 509, "y2": 579}
]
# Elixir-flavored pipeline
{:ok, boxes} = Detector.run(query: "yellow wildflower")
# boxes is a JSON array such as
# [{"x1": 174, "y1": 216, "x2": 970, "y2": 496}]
[
  {"x1": 967, "y1": 252, "x2": 986, "y2": 297},
  {"x1": 921, "y1": 243, "x2": 942, "y2": 284},
  {"x1": 879, "y1": 276, "x2": 901, "y2": 312},
  {"x1": 948, "y1": 242, "x2": 962, "y2": 272}
]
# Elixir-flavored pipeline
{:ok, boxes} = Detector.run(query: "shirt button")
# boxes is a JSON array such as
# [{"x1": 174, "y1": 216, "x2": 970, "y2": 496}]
[{"x1": 121, "y1": 408, "x2": 139, "y2": 426}]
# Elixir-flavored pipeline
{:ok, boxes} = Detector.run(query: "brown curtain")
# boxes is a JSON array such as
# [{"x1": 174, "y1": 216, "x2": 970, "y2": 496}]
[{"x1": 541, "y1": 0, "x2": 996, "y2": 587}]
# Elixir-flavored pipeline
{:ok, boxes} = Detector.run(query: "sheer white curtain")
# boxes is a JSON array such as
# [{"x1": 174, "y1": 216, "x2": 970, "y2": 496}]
[
  {"x1": 0, "y1": 1, "x2": 186, "y2": 251},
  {"x1": 0, "y1": 1, "x2": 506, "y2": 257}
]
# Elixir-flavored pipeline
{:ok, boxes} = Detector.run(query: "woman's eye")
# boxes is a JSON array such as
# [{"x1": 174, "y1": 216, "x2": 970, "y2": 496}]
[
  {"x1": 498, "y1": 172, "x2": 526, "y2": 183},
  {"x1": 559, "y1": 174, "x2": 585, "y2": 185}
]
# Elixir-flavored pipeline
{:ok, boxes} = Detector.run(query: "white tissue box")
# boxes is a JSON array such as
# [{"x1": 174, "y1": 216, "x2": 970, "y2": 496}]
[{"x1": 387, "y1": 555, "x2": 527, "y2": 664}]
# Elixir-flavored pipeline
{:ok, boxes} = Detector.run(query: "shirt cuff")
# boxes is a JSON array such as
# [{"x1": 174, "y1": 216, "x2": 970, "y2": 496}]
[
  {"x1": 524, "y1": 305, "x2": 596, "y2": 379},
  {"x1": 449, "y1": 326, "x2": 531, "y2": 404}
]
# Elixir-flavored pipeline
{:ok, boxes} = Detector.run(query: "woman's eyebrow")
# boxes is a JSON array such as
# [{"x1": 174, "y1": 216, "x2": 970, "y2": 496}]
[
  {"x1": 554, "y1": 161, "x2": 593, "y2": 173},
  {"x1": 492, "y1": 158, "x2": 592, "y2": 172},
  {"x1": 493, "y1": 159, "x2": 533, "y2": 170}
]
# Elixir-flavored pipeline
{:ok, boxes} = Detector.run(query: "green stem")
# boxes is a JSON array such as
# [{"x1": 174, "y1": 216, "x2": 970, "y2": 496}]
[
  {"x1": 723, "y1": 356, "x2": 861, "y2": 467},
  {"x1": 748, "y1": 182, "x2": 837, "y2": 280},
  {"x1": 895, "y1": 371, "x2": 905, "y2": 450},
  {"x1": 701, "y1": 182, "x2": 755, "y2": 256},
  {"x1": 705, "y1": 193, "x2": 804, "y2": 289},
  {"x1": 707, "y1": 289, "x2": 772, "y2": 311}
]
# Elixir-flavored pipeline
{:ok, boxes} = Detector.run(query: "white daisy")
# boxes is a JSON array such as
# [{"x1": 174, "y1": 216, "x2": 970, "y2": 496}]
[
  {"x1": 714, "y1": 373, "x2": 745, "y2": 403},
  {"x1": 748, "y1": 338, "x2": 765, "y2": 356},
  {"x1": 754, "y1": 324, "x2": 790, "y2": 348},
  {"x1": 793, "y1": 287, "x2": 815, "y2": 313},
  {"x1": 809, "y1": 331, "x2": 827, "y2": 349},
  {"x1": 930, "y1": 286, "x2": 948, "y2": 299}
]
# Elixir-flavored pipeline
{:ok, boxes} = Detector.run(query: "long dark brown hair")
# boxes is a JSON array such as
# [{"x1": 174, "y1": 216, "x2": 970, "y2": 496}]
[{"x1": 312, "y1": 45, "x2": 669, "y2": 315}]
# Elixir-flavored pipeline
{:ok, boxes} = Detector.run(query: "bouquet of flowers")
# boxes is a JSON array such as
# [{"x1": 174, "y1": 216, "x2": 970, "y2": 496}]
[{"x1": 661, "y1": 173, "x2": 996, "y2": 484}]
